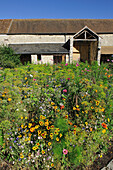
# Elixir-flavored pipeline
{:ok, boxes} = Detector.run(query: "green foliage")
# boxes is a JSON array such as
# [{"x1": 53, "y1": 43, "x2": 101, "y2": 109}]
[
  {"x1": 0, "y1": 45, "x2": 21, "y2": 68},
  {"x1": 0, "y1": 61, "x2": 113, "y2": 169}
]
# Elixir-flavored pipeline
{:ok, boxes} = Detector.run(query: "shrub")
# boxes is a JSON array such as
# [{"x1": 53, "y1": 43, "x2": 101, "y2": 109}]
[{"x1": 0, "y1": 45, "x2": 21, "y2": 68}]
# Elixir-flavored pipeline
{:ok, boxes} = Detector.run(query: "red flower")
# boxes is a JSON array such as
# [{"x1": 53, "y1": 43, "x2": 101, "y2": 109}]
[
  {"x1": 101, "y1": 123, "x2": 107, "y2": 129},
  {"x1": 60, "y1": 105, "x2": 64, "y2": 109}
]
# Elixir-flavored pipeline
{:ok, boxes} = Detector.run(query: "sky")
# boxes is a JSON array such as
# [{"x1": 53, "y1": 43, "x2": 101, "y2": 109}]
[{"x1": 0, "y1": 0, "x2": 113, "y2": 19}]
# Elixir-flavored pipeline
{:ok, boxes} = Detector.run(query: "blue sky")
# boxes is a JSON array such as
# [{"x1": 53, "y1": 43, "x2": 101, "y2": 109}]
[{"x1": 0, "y1": 0, "x2": 113, "y2": 19}]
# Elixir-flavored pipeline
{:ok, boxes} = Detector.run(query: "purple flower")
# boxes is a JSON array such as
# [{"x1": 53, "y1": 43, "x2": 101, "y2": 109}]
[
  {"x1": 9, "y1": 146, "x2": 12, "y2": 149},
  {"x1": 19, "y1": 158, "x2": 21, "y2": 161},
  {"x1": 14, "y1": 140, "x2": 16, "y2": 143}
]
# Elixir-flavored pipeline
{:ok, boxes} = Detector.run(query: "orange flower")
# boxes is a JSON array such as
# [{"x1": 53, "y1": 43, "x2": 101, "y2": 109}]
[
  {"x1": 30, "y1": 127, "x2": 35, "y2": 132},
  {"x1": 101, "y1": 123, "x2": 107, "y2": 129}
]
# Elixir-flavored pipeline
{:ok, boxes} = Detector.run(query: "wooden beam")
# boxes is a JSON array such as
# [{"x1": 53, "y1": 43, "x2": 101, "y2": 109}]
[{"x1": 73, "y1": 39, "x2": 97, "y2": 42}]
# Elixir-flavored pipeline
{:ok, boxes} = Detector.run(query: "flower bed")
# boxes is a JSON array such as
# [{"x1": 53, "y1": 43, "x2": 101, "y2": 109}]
[{"x1": 0, "y1": 61, "x2": 113, "y2": 169}]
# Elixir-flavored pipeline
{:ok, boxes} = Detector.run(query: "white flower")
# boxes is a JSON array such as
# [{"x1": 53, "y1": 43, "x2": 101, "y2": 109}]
[{"x1": 30, "y1": 74, "x2": 33, "y2": 77}]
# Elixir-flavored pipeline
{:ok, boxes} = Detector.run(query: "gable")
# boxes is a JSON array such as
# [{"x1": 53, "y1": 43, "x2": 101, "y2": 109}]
[{"x1": 73, "y1": 26, "x2": 99, "y2": 41}]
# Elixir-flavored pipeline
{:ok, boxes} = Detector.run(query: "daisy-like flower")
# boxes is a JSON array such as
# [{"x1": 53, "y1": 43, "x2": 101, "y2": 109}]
[
  {"x1": 56, "y1": 137, "x2": 59, "y2": 141},
  {"x1": 48, "y1": 142, "x2": 51, "y2": 146},
  {"x1": 42, "y1": 150, "x2": 45, "y2": 154},
  {"x1": 63, "y1": 149, "x2": 68, "y2": 155},
  {"x1": 51, "y1": 163, "x2": 54, "y2": 167}
]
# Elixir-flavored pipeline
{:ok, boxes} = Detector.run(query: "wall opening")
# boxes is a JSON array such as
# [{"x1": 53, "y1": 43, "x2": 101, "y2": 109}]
[{"x1": 20, "y1": 54, "x2": 31, "y2": 65}]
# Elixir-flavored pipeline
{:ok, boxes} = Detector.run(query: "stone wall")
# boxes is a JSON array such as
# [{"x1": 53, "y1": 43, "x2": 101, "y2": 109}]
[{"x1": 99, "y1": 34, "x2": 113, "y2": 46}]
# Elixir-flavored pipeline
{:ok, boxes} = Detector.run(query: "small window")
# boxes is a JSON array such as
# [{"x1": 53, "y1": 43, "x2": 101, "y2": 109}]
[{"x1": 37, "y1": 54, "x2": 41, "y2": 60}]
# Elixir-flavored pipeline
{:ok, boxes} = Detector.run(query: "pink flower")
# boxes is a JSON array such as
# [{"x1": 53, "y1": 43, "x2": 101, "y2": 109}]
[
  {"x1": 67, "y1": 78, "x2": 70, "y2": 80},
  {"x1": 63, "y1": 89, "x2": 67, "y2": 93},
  {"x1": 33, "y1": 79, "x2": 36, "y2": 81},
  {"x1": 65, "y1": 63, "x2": 68, "y2": 66},
  {"x1": 76, "y1": 63, "x2": 80, "y2": 67},
  {"x1": 107, "y1": 59, "x2": 110, "y2": 61},
  {"x1": 63, "y1": 149, "x2": 68, "y2": 155},
  {"x1": 111, "y1": 60, "x2": 113, "y2": 62}
]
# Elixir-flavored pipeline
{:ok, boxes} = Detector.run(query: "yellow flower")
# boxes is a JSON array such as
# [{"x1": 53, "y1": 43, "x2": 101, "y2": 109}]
[
  {"x1": 73, "y1": 107, "x2": 76, "y2": 110},
  {"x1": 51, "y1": 163, "x2": 54, "y2": 167},
  {"x1": 28, "y1": 153, "x2": 31, "y2": 157},
  {"x1": 28, "y1": 133, "x2": 32, "y2": 137},
  {"x1": 30, "y1": 127, "x2": 35, "y2": 132},
  {"x1": 21, "y1": 124, "x2": 24, "y2": 128},
  {"x1": 76, "y1": 114, "x2": 79, "y2": 117},
  {"x1": 25, "y1": 95, "x2": 27, "y2": 98},
  {"x1": 2, "y1": 94, "x2": 5, "y2": 97},
  {"x1": 51, "y1": 102, "x2": 55, "y2": 105},
  {"x1": 35, "y1": 125, "x2": 39, "y2": 129},
  {"x1": 91, "y1": 106, "x2": 94, "y2": 109},
  {"x1": 42, "y1": 116, "x2": 46, "y2": 119},
  {"x1": 25, "y1": 77, "x2": 27, "y2": 80},
  {"x1": 20, "y1": 154, "x2": 24, "y2": 158},
  {"x1": 8, "y1": 98, "x2": 12, "y2": 102},
  {"x1": 39, "y1": 121, "x2": 44, "y2": 126},
  {"x1": 60, "y1": 133, "x2": 62, "y2": 138},
  {"x1": 32, "y1": 146, "x2": 36, "y2": 150},
  {"x1": 96, "y1": 101, "x2": 100, "y2": 106},
  {"x1": 100, "y1": 154, "x2": 102, "y2": 158},
  {"x1": 42, "y1": 150, "x2": 45, "y2": 154},
  {"x1": 40, "y1": 115, "x2": 43, "y2": 119},
  {"x1": 56, "y1": 137, "x2": 59, "y2": 141},
  {"x1": 21, "y1": 116, "x2": 23, "y2": 119},
  {"x1": 45, "y1": 121, "x2": 49, "y2": 126},
  {"x1": 38, "y1": 130, "x2": 41, "y2": 135},
  {"x1": 85, "y1": 122, "x2": 88, "y2": 126},
  {"x1": 18, "y1": 135, "x2": 22, "y2": 138},
  {"x1": 28, "y1": 123, "x2": 32, "y2": 128},
  {"x1": 108, "y1": 118, "x2": 110, "y2": 122},
  {"x1": 95, "y1": 90, "x2": 97, "y2": 93},
  {"x1": 76, "y1": 105, "x2": 79, "y2": 108},
  {"x1": 102, "y1": 129, "x2": 106, "y2": 133},
  {"x1": 48, "y1": 142, "x2": 51, "y2": 146}
]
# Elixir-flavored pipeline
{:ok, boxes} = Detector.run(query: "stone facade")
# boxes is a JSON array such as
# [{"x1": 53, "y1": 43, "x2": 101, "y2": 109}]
[{"x1": 0, "y1": 19, "x2": 113, "y2": 65}]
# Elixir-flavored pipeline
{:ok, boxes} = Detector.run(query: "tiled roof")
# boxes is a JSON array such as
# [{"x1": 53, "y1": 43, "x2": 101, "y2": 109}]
[
  {"x1": 1, "y1": 19, "x2": 113, "y2": 34},
  {"x1": 9, "y1": 43, "x2": 69, "y2": 54}
]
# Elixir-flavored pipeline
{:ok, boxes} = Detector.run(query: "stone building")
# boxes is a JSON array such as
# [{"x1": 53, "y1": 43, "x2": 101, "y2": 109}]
[{"x1": 0, "y1": 19, "x2": 113, "y2": 65}]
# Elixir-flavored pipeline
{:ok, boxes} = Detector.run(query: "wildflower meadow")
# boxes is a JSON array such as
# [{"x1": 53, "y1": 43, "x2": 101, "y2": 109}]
[{"x1": 0, "y1": 61, "x2": 113, "y2": 169}]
